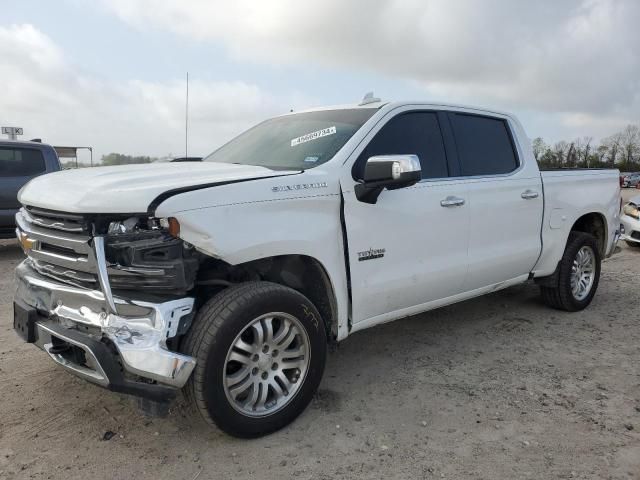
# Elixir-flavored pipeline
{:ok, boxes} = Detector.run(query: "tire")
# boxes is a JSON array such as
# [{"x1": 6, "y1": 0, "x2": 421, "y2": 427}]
[
  {"x1": 540, "y1": 232, "x2": 601, "y2": 312},
  {"x1": 182, "y1": 281, "x2": 327, "y2": 438},
  {"x1": 626, "y1": 240, "x2": 640, "y2": 248}
]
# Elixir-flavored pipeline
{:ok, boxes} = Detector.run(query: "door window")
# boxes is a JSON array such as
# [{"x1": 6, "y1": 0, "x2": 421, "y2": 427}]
[
  {"x1": 354, "y1": 112, "x2": 448, "y2": 180},
  {"x1": 449, "y1": 114, "x2": 518, "y2": 176}
]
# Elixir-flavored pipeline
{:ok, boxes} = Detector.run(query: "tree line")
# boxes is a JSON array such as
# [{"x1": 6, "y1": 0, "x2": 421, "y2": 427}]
[
  {"x1": 533, "y1": 124, "x2": 640, "y2": 171},
  {"x1": 100, "y1": 153, "x2": 158, "y2": 165}
]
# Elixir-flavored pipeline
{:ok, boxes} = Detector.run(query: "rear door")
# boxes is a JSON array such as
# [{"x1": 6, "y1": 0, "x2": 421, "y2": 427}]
[
  {"x1": 342, "y1": 110, "x2": 470, "y2": 325},
  {"x1": 446, "y1": 112, "x2": 543, "y2": 290},
  {"x1": 0, "y1": 147, "x2": 47, "y2": 210}
]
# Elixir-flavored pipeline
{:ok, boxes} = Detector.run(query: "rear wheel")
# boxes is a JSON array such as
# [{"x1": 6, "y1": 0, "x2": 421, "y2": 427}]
[
  {"x1": 182, "y1": 282, "x2": 327, "y2": 437},
  {"x1": 540, "y1": 232, "x2": 601, "y2": 311}
]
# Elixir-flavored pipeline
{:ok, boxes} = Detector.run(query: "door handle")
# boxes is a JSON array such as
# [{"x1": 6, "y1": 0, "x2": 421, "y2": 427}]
[
  {"x1": 521, "y1": 189, "x2": 539, "y2": 200},
  {"x1": 440, "y1": 196, "x2": 465, "y2": 207}
]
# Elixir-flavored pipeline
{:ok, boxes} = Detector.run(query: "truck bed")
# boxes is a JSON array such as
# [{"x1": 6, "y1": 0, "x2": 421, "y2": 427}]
[{"x1": 533, "y1": 168, "x2": 620, "y2": 277}]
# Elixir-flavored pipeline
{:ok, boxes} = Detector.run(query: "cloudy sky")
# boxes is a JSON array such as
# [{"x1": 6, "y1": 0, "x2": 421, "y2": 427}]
[{"x1": 1, "y1": 0, "x2": 639, "y2": 163}]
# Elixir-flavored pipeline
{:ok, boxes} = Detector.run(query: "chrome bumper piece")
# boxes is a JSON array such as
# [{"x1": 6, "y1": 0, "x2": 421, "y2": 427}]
[
  {"x1": 15, "y1": 260, "x2": 196, "y2": 389},
  {"x1": 606, "y1": 224, "x2": 623, "y2": 257},
  {"x1": 36, "y1": 321, "x2": 110, "y2": 386}
]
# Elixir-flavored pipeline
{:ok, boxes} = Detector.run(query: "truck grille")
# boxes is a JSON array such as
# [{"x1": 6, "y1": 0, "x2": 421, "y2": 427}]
[{"x1": 16, "y1": 207, "x2": 98, "y2": 289}]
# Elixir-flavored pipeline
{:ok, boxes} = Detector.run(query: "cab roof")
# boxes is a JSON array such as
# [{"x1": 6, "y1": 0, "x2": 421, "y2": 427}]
[
  {"x1": 293, "y1": 99, "x2": 514, "y2": 120},
  {"x1": 0, "y1": 139, "x2": 55, "y2": 149}
]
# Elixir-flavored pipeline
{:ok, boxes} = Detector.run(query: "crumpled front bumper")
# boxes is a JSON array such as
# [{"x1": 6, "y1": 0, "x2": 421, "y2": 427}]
[{"x1": 14, "y1": 259, "x2": 196, "y2": 399}]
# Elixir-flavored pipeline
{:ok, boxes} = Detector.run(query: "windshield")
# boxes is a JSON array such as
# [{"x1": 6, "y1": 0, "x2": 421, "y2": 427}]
[{"x1": 203, "y1": 109, "x2": 376, "y2": 170}]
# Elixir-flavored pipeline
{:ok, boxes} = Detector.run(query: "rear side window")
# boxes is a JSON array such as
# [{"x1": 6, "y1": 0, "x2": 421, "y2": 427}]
[
  {"x1": 450, "y1": 114, "x2": 518, "y2": 176},
  {"x1": 355, "y1": 112, "x2": 448, "y2": 180},
  {"x1": 0, "y1": 148, "x2": 46, "y2": 177}
]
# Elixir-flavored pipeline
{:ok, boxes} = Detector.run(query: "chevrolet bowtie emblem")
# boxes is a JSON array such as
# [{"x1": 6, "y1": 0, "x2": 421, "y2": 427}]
[{"x1": 17, "y1": 230, "x2": 36, "y2": 254}]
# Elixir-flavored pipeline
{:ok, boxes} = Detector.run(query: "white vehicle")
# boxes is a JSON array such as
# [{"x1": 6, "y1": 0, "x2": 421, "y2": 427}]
[
  {"x1": 621, "y1": 195, "x2": 640, "y2": 246},
  {"x1": 13, "y1": 97, "x2": 622, "y2": 437},
  {"x1": 622, "y1": 173, "x2": 640, "y2": 188}
]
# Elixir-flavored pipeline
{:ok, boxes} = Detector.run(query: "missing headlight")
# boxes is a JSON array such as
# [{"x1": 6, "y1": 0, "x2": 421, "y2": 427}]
[{"x1": 104, "y1": 218, "x2": 198, "y2": 292}]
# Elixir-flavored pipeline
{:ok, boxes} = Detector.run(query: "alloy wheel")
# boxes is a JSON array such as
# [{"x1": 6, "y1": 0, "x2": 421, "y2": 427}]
[{"x1": 223, "y1": 313, "x2": 310, "y2": 417}]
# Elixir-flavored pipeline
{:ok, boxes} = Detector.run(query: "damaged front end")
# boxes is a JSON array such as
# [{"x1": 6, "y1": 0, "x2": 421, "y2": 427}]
[
  {"x1": 13, "y1": 207, "x2": 201, "y2": 402},
  {"x1": 104, "y1": 216, "x2": 199, "y2": 293}
]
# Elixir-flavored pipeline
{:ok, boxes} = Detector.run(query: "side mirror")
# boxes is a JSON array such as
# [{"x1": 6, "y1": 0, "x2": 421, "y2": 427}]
[{"x1": 355, "y1": 155, "x2": 421, "y2": 204}]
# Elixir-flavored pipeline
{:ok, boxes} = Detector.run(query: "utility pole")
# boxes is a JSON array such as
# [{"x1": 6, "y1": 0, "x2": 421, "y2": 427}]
[{"x1": 185, "y1": 72, "x2": 189, "y2": 159}]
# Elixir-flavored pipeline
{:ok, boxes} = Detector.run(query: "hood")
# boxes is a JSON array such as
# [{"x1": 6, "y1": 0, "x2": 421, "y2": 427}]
[
  {"x1": 18, "y1": 162, "x2": 298, "y2": 214},
  {"x1": 628, "y1": 194, "x2": 640, "y2": 206}
]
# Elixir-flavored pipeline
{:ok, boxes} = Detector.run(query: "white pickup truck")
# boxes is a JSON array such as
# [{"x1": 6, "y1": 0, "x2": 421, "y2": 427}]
[{"x1": 13, "y1": 98, "x2": 621, "y2": 437}]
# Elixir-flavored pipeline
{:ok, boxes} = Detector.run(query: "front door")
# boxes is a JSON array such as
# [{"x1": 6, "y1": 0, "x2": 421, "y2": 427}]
[{"x1": 342, "y1": 110, "x2": 470, "y2": 326}]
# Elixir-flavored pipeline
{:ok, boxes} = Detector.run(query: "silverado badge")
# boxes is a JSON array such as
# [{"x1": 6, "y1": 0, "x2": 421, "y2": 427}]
[{"x1": 272, "y1": 182, "x2": 328, "y2": 193}]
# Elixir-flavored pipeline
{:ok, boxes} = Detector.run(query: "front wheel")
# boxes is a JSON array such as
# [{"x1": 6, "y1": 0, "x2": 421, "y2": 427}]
[
  {"x1": 540, "y1": 232, "x2": 601, "y2": 311},
  {"x1": 182, "y1": 282, "x2": 327, "y2": 437}
]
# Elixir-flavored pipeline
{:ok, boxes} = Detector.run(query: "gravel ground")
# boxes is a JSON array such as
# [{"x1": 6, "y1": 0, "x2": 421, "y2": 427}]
[{"x1": 1, "y1": 192, "x2": 639, "y2": 480}]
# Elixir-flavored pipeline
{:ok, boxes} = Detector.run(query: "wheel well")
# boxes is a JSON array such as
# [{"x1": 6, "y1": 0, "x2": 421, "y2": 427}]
[
  {"x1": 194, "y1": 255, "x2": 338, "y2": 340},
  {"x1": 570, "y1": 213, "x2": 606, "y2": 255}
]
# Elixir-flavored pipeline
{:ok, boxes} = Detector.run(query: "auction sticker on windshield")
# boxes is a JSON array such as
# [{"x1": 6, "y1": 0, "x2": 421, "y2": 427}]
[{"x1": 291, "y1": 126, "x2": 336, "y2": 147}]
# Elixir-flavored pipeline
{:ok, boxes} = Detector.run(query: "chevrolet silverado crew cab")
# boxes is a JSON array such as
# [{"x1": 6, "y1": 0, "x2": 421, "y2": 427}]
[{"x1": 13, "y1": 98, "x2": 621, "y2": 437}]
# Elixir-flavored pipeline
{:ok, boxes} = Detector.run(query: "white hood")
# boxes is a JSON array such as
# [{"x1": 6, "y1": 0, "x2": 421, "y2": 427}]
[{"x1": 19, "y1": 162, "x2": 298, "y2": 214}]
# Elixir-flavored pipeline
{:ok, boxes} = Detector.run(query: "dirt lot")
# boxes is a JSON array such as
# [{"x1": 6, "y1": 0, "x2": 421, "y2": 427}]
[{"x1": 1, "y1": 193, "x2": 639, "y2": 480}]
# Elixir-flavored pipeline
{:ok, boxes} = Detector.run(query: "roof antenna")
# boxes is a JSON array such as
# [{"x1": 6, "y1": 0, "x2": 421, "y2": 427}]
[
  {"x1": 185, "y1": 71, "x2": 189, "y2": 159},
  {"x1": 359, "y1": 91, "x2": 380, "y2": 106}
]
